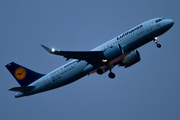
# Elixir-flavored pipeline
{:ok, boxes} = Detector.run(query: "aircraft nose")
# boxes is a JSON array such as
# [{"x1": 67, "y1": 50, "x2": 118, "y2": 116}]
[{"x1": 166, "y1": 19, "x2": 174, "y2": 28}]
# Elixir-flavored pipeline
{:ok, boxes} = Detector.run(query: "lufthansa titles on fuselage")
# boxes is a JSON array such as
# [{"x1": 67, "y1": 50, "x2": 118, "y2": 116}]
[{"x1": 117, "y1": 25, "x2": 143, "y2": 40}]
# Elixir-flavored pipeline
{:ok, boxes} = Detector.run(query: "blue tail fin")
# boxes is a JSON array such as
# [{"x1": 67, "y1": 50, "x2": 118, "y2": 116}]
[{"x1": 6, "y1": 62, "x2": 45, "y2": 87}]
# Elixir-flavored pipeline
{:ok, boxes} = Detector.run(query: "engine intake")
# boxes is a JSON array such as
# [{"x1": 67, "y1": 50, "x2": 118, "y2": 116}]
[
  {"x1": 121, "y1": 50, "x2": 141, "y2": 68},
  {"x1": 103, "y1": 44, "x2": 122, "y2": 61}
]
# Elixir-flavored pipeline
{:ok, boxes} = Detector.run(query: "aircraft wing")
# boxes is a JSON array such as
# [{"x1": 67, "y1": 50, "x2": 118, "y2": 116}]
[{"x1": 41, "y1": 45, "x2": 106, "y2": 67}]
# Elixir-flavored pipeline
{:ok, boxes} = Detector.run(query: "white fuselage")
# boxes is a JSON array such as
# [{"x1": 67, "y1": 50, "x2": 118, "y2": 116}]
[{"x1": 15, "y1": 18, "x2": 174, "y2": 98}]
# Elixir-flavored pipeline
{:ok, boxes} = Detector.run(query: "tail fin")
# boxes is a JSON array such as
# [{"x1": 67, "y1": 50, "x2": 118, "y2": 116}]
[{"x1": 5, "y1": 62, "x2": 45, "y2": 87}]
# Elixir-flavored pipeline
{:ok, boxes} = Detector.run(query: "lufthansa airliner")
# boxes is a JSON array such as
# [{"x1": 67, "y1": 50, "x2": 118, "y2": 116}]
[{"x1": 6, "y1": 18, "x2": 174, "y2": 98}]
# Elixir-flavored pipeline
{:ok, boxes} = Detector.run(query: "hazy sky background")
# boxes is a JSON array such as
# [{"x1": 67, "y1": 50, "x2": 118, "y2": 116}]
[{"x1": 1, "y1": 1, "x2": 180, "y2": 120}]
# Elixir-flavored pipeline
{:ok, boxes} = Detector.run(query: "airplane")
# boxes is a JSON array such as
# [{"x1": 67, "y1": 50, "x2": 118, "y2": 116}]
[{"x1": 6, "y1": 18, "x2": 174, "y2": 98}]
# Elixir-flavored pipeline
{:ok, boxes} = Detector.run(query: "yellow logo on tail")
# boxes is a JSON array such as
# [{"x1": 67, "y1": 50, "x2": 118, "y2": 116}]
[{"x1": 14, "y1": 67, "x2": 26, "y2": 80}]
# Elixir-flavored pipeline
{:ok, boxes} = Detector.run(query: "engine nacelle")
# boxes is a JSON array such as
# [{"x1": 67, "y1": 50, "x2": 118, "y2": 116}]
[
  {"x1": 103, "y1": 44, "x2": 122, "y2": 61},
  {"x1": 121, "y1": 50, "x2": 141, "y2": 68}
]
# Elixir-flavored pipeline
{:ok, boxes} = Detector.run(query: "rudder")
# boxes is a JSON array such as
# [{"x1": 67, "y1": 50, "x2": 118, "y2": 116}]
[{"x1": 6, "y1": 62, "x2": 45, "y2": 86}]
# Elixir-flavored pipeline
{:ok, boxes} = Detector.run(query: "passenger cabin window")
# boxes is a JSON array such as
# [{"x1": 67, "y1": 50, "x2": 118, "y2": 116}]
[{"x1": 156, "y1": 19, "x2": 163, "y2": 23}]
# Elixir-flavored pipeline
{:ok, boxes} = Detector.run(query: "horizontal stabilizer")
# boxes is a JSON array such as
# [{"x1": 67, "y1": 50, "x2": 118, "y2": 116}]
[{"x1": 9, "y1": 86, "x2": 35, "y2": 92}]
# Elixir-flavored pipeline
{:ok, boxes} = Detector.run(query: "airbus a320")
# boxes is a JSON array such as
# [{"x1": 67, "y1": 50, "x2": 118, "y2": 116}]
[{"x1": 6, "y1": 18, "x2": 174, "y2": 98}]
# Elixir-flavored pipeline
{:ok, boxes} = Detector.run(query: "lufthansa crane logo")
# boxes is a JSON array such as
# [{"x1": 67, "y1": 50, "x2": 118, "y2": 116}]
[{"x1": 14, "y1": 67, "x2": 26, "y2": 80}]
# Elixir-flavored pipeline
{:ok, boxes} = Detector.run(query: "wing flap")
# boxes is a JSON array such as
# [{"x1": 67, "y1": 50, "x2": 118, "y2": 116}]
[{"x1": 9, "y1": 86, "x2": 35, "y2": 92}]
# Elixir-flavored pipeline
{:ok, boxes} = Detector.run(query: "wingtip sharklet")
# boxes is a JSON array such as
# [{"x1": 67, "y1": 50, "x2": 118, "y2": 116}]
[{"x1": 41, "y1": 45, "x2": 52, "y2": 53}]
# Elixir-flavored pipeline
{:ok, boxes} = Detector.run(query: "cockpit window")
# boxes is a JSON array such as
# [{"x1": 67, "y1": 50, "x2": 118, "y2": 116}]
[{"x1": 156, "y1": 19, "x2": 163, "y2": 23}]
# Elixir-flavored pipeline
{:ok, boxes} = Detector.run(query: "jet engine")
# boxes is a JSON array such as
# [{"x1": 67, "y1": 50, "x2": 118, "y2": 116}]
[
  {"x1": 103, "y1": 44, "x2": 123, "y2": 61},
  {"x1": 120, "y1": 50, "x2": 141, "y2": 68}
]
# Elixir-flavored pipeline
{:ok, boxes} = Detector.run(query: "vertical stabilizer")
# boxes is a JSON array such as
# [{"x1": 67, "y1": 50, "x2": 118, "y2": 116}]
[{"x1": 6, "y1": 62, "x2": 45, "y2": 86}]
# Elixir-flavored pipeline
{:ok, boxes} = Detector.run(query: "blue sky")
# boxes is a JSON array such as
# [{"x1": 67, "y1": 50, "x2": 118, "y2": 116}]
[{"x1": 1, "y1": 1, "x2": 180, "y2": 120}]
